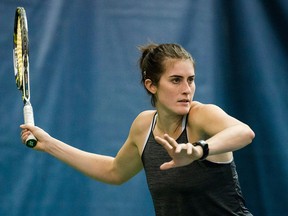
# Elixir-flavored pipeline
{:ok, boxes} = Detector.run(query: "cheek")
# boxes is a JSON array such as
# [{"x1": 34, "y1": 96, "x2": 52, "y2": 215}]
[
  {"x1": 190, "y1": 86, "x2": 196, "y2": 99},
  {"x1": 192, "y1": 83, "x2": 196, "y2": 93},
  {"x1": 157, "y1": 87, "x2": 178, "y2": 104},
  {"x1": 161, "y1": 85, "x2": 177, "y2": 96}
]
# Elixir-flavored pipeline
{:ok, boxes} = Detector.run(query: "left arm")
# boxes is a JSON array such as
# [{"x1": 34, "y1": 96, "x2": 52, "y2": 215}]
[
  {"x1": 195, "y1": 104, "x2": 255, "y2": 157},
  {"x1": 155, "y1": 103, "x2": 255, "y2": 169}
]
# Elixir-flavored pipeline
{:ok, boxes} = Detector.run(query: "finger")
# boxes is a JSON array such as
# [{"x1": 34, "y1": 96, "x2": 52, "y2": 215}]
[
  {"x1": 21, "y1": 131, "x2": 30, "y2": 143},
  {"x1": 175, "y1": 143, "x2": 193, "y2": 154},
  {"x1": 20, "y1": 125, "x2": 39, "y2": 139},
  {"x1": 187, "y1": 143, "x2": 193, "y2": 155},
  {"x1": 20, "y1": 124, "x2": 35, "y2": 131},
  {"x1": 20, "y1": 129, "x2": 28, "y2": 136},
  {"x1": 163, "y1": 134, "x2": 178, "y2": 148},
  {"x1": 21, "y1": 130, "x2": 30, "y2": 137},
  {"x1": 160, "y1": 160, "x2": 176, "y2": 170},
  {"x1": 155, "y1": 136, "x2": 173, "y2": 150},
  {"x1": 20, "y1": 127, "x2": 32, "y2": 139},
  {"x1": 175, "y1": 144, "x2": 184, "y2": 153}
]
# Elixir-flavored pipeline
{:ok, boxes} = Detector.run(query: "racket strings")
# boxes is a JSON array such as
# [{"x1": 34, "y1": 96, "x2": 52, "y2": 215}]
[{"x1": 15, "y1": 18, "x2": 24, "y2": 89}]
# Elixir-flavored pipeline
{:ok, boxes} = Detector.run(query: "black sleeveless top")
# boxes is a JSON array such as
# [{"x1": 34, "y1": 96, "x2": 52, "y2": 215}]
[{"x1": 141, "y1": 114, "x2": 252, "y2": 216}]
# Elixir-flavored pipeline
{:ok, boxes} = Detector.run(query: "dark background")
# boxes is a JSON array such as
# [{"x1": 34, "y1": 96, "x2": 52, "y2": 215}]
[{"x1": 0, "y1": 0, "x2": 287, "y2": 215}]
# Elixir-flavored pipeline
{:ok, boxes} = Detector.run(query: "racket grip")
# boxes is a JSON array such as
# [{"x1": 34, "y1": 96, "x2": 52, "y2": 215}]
[{"x1": 23, "y1": 103, "x2": 37, "y2": 148}]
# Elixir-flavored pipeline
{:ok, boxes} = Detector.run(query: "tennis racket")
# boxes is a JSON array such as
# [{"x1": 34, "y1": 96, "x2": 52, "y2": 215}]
[{"x1": 13, "y1": 7, "x2": 37, "y2": 148}]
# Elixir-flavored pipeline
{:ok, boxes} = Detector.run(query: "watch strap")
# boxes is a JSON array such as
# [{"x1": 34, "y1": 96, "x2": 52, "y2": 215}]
[{"x1": 192, "y1": 140, "x2": 209, "y2": 161}]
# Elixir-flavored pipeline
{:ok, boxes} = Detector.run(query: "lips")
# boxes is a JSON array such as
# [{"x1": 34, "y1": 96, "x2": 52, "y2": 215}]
[{"x1": 178, "y1": 99, "x2": 190, "y2": 102}]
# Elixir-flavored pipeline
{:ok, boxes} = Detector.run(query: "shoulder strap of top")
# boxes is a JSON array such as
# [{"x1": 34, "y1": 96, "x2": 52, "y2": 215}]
[
  {"x1": 151, "y1": 112, "x2": 158, "y2": 131},
  {"x1": 141, "y1": 112, "x2": 157, "y2": 155},
  {"x1": 182, "y1": 114, "x2": 188, "y2": 131}
]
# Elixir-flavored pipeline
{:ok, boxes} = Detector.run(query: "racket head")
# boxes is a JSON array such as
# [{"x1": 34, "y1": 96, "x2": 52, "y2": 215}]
[{"x1": 13, "y1": 7, "x2": 30, "y2": 101}]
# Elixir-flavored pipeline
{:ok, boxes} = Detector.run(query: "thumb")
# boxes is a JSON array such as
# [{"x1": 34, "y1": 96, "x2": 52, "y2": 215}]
[
  {"x1": 160, "y1": 161, "x2": 176, "y2": 170},
  {"x1": 20, "y1": 124, "x2": 37, "y2": 132}
]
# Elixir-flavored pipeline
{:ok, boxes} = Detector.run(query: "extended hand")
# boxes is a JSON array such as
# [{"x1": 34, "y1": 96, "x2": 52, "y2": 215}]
[
  {"x1": 155, "y1": 134, "x2": 203, "y2": 170},
  {"x1": 20, "y1": 124, "x2": 51, "y2": 151}
]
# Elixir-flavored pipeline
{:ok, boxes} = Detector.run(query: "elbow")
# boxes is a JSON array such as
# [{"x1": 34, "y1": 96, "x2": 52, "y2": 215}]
[
  {"x1": 113, "y1": 179, "x2": 127, "y2": 186},
  {"x1": 244, "y1": 125, "x2": 255, "y2": 145},
  {"x1": 108, "y1": 176, "x2": 129, "y2": 186},
  {"x1": 91, "y1": 176, "x2": 126, "y2": 186},
  {"x1": 103, "y1": 171, "x2": 130, "y2": 186}
]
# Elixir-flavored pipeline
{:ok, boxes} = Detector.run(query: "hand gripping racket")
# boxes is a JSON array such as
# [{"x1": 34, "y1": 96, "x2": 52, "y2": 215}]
[{"x1": 13, "y1": 7, "x2": 37, "y2": 148}]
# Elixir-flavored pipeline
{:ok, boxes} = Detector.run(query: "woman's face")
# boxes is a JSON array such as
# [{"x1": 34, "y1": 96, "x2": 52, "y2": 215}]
[{"x1": 154, "y1": 59, "x2": 195, "y2": 115}]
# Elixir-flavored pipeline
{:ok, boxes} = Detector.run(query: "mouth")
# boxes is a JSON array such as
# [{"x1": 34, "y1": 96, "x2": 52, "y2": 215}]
[
  {"x1": 178, "y1": 99, "x2": 191, "y2": 104},
  {"x1": 178, "y1": 98, "x2": 190, "y2": 102}
]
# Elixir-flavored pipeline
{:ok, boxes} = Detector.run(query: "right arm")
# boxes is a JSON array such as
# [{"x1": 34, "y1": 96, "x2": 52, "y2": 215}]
[{"x1": 20, "y1": 114, "x2": 147, "y2": 185}]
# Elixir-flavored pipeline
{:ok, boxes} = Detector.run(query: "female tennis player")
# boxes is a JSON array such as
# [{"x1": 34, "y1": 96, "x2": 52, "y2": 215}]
[{"x1": 21, "y1": 43, "x2": 255, "y2": 216}]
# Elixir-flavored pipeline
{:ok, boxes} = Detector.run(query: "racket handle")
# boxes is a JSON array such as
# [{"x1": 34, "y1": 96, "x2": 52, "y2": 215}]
[{"x1": 23, "y1": 103, "x2": 37, "y2": 148}]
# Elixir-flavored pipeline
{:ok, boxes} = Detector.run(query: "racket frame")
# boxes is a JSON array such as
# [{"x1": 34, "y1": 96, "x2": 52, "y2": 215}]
[{"x1": 13, "y1": 7, "x2": 37, "y2": 148}]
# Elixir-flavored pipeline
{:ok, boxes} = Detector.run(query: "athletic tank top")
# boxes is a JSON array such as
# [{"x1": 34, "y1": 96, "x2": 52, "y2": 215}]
[{"x1": 141, "y1": 113, "x2": 253, "y2": 216}]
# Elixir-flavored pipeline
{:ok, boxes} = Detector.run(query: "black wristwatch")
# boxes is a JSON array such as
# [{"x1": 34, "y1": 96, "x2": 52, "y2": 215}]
[{"x1": 192, "y1": 140, "x2": 209, "y2": 161}]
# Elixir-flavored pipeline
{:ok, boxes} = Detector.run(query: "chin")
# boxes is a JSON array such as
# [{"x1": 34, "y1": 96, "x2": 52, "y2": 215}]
[{"x1": 175, "y1": 107, "x2": 190, "y2": 115}]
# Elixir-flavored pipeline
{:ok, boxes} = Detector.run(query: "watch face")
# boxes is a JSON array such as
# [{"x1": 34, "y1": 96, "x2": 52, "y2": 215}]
[{"x1": 193, "y1": 140, "x2": 209, "y2": 160}]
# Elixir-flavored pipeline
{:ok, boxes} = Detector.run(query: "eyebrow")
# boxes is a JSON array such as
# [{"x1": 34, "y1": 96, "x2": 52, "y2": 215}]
[{"x1": 169, "y1": 75, "x2": 195, "y2": 78}]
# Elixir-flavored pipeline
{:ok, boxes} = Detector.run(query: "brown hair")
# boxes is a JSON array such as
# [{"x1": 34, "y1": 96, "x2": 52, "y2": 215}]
[{"x1": 138, "y1": 43, "x2": 195, "y2": 106}]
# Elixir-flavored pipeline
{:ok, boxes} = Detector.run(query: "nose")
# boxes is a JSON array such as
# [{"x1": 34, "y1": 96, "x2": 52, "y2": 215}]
[{"x1": 182, "y1": 81, "x2": 193, "y2": 94}]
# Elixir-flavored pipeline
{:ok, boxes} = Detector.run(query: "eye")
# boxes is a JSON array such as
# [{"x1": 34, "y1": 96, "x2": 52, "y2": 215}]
[
  {"x1": 171, "y1": 77, "x2": 181, "y2": 84},
  {"x1": 187, "y1": 76, "x2": 195, "y2": 84}
]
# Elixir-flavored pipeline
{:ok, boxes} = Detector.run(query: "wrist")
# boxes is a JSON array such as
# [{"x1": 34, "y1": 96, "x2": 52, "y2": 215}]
[{"x1": 192, "y1": 140, "x2": 209, "y2": 161}]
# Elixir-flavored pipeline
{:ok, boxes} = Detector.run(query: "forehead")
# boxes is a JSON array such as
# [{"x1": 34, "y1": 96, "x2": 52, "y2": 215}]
[{"x1": 163, "y1": 59, "x2": 195, "y2": 76}]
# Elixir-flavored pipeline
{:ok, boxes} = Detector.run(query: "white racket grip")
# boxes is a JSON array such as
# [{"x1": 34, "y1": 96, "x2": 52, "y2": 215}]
[
  {"x1": 23, "y1": 103, "x2": 37, "y2": 148},
  {"x1": 23, "y1": 103, "x2": 35, "y2": 125}
]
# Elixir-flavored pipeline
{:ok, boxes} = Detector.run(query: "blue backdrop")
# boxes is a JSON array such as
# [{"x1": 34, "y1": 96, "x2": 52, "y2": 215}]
[{"x1": 0, "y1": 1, "x2": 287, "y2": 215}]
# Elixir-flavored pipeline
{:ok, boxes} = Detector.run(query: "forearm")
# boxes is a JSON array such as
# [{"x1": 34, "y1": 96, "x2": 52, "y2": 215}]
[
  {"x1": 206, "y1": 124, "x2": 255, "y2": 155},
  {"x1": 45, "y1": 137, "x2": 119, "y2": 184},
  {"x1": 21, "y1": 124, "x2": 143, "y2": 184}
]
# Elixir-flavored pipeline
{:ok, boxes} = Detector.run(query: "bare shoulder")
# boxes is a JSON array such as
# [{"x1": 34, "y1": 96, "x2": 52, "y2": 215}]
[
  {"x1": 188, "y1": 101, "x2": 243, "y2": 134},
  {"x1": 131, "y1": 110, "x2": 156, "y2": 132},
  {"x1": 189, "y1": 101, "x2": 224, "y2": 114},
  {"x1": 128, "y1": 110, "x2": 156, "y2": 150},
  {"x1": 189, "y1": 101, "x2": 230, "y2": 121}
]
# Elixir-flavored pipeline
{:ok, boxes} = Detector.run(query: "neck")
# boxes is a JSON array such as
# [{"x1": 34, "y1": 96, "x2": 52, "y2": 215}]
[{"x1": 154, "y1": 113, "x2": 184, "y2": 138}]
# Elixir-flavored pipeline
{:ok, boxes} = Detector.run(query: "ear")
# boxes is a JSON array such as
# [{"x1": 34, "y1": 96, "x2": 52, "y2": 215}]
[{"x1": 144, "y1": 79, "x2": 157, "y2": 94}]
